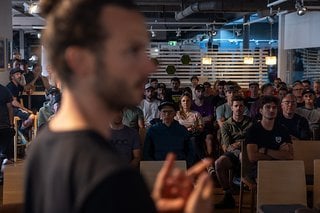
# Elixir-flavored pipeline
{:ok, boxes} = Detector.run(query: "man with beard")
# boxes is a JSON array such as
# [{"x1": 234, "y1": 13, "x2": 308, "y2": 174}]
[
  {"x1": 6, "y1": 68, "x2": 35, "y2": 132},
  {"x1": 24, "y1": 1, "x2": 213, "y2": 213},
  {"x1": 278, "y1": 93, "x2": 311, "y2": 140},
  {"x1": 214, "y1": 96, "x2": 252, "y2": 209},
  {"x1": 246, "y1": 96, "x2": 293, "y2": 180},
  {"x1": 139, "y1": 83, "x2": 160, "y2": 128}
]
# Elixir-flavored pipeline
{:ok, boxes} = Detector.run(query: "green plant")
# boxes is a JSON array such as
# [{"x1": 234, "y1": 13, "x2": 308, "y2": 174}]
[
  {"x1": 166, "y1": 65, "x2": 176, "y2": 75},
  {"x1": 181, "y1": 54, "x2": 191, "y2": 65}
]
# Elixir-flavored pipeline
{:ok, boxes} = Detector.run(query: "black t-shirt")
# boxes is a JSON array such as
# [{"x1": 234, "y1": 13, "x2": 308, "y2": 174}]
[
  {"x1": 6, "y1": 81, "x2": 24, "y2": 99},
  {"x1": 0, "y1": 84, "x2": 13, "y2": 128},
  {"x1": 24, "y1": 126, "x2": 156, "y2": 213},
  {"x1": 245, "y1": 97, "x2": 259, "y2": 111},
  {"x1": 277, "y1": 113, "x2": 311, "y2": 140},
  {"x1": 246, "y1": 121, "x2": 292, "y2": 150}
]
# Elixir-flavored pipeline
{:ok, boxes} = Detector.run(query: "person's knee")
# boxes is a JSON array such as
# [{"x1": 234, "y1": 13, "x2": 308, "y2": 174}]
[{"x1": 215, "y1": 156, "x2": 232, "y2": 171}]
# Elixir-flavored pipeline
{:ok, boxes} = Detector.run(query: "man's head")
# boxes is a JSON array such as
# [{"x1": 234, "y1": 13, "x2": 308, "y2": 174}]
[
  {"x1": 9, "y1": 67, "x2": 23, "y2": 83},
  {"x1": 110, "y1": 109, "x2": 124, "y2": 125},
  {"x1": 224, "y1": 84, "x2": 238, "y2": 101},
  {"x1": 261, "y1": 83, "x2": 274, "y2": 96},
  {"x1": 144, "y1": 83, "x2": 154, "y2": 100},
  {"x1": 281, "y1": 93, "x2": 297, "y2": 118},
  {"x1": 277, "y1": 86, "x2": 288, "y2": 101},
  {"x1": 217, "y1": 80, "x2": 226, "y2": 96},
  {"x1": 292, "y1": 81, "x2": 304, "y2": 98},
  {"x1": 273, "y1": 77, "x2": 282, "y2": 88},
  {"x1": 194, "y1": 84, "x2": 205, "y2": 100},
  {"x1": 302, "y1": 79, "x2": 311, "y2": 90},
  {"x1": 249, "y1": 81, "x2": 259, "y2": 97},
  {"x1": 259, "y1": 95, "x2": 279, "y2": 120},
  {"x1": 313, "y1": 80, "x2": 320, "y2": 95},
  {"x1": 190, "y1": 75, "x2": 199, "y2": 87},
  {"x1": 150, "y1": 78, "x2": 158, "y2": 89},
  {"x1": 302, "y1": 89, "x2": 315, "y2": 107},
  {"x1": 40, "y1": 0, "x2": 154, "y2": 110},
  {"x1": 231, "y1": 95, "x2": 245, "y2": 118},
  {"x1": 171, "y1": 77, "x2": 180, "y2": 91},
  {"x1": 158, "y1": 102, "x2": 176, "y2": 125}
]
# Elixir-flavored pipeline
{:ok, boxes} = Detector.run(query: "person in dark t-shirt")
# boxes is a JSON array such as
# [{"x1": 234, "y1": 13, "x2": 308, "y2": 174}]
[
  {"x1": 24, "y1": 1, "x2": 213, "y2": 213},
  {"x1": 246, "y1": 96, "x2": 293, "y2": 180}
]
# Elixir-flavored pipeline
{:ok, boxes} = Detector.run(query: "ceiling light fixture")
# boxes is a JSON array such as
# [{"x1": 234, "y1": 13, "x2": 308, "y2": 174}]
[
  {"x1": 295, "y1": 0, "x2": 307, "y2": 16},
  {"x1": 176, "y1": 28, "x2": 181, "y2": 37},
  {"x1": 150, "y1": 26, "x2": 156, "y2": 38}
]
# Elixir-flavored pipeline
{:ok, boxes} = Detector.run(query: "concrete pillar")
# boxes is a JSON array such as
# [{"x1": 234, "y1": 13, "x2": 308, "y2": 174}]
[
  {"x1": 242, "y1": 15, "x2": 250, "y2": 50},
  {"x1": 277, "y1": 13, "x2": 288, "y2": 83},
  {"x1": 0, "y1": 0, "x2": 12, "y2": 85}
]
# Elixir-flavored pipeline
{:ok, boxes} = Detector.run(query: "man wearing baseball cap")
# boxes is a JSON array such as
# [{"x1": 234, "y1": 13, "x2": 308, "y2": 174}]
[
  {"x1": 143, "y1": 101, "x2": 193, "y2": 167},
  {"x1": 139, "y1": 83, "x2": 160, "y2": 128},
  {"x1": 6, "y1": 68, "x2": 35, "y2": 137}
]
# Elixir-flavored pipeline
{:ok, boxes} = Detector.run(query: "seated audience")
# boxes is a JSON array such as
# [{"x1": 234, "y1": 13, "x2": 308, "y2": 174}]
[
  {"x1": 192, "y1": 84, "x2": 216, "y2": 159},
  {"x1": 175, "y1": 92, "x2": 204, "y2": 163},
  {"x1": 246, "y1": 96, "x2": 293, "y2": 180},
  {"x1": 38, "y1": 86, "x2": 62, "y2": 130},
  {"x1": 6, "y1": 68, "x2": 35, "y2": 137},
  {"x1": 109, "y1": 110, "x2": 141, "y2": 169},
  {"x1": 143, "y1": 101, "x2": 193, "y2": 167},
  {"x1": 296, "y1": 89, "x2": 320, "y2": 132},
  {"x1": 139, "y1": 83, "x2": 160, "y2": 128},
  {"x1": 292, "y1": 81, "x2": 305, "y2": 107},
  {"x1": 278, "y1": 93, "x2": 311, "y2": 140},
  {"x1": 215, "y1": 96, "x2": 252, "y2": 209}
]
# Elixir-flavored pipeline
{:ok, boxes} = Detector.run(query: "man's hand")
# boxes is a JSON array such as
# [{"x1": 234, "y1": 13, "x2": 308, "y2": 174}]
[
  {"x1": 152, "y1": 153, "x2": 213, "y2": 213},
  {"x1": 280, "y1": 143, "x2": 290, "y2": 151}
]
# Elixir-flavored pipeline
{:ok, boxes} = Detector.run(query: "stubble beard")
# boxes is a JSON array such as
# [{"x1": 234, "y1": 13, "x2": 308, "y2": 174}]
[{"x1": 93, "y1": 58, "x2": 144, "y2": 111}]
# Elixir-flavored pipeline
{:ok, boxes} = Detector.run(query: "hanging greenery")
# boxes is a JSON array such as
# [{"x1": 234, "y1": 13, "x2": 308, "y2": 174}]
[
  {"x1": 151, "y1": 58, "x2": 159, "y2": 66},
  {"x1": 166, "y1": 65, "x2": 176, "y2": 75},
  {"x1": 181, "y1": 54, "x2": 191, "y2": 65}
]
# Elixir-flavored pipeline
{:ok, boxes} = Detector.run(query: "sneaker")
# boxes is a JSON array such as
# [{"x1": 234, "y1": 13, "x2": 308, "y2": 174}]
[
  {"x1": 214, "y1": 194, "x2": 236, "y2": 209},
  {"x1": 2, "y1": 158, "x2": 14, "y2": 165},
  {"x1": 207, "y1": 165, "x2": 215, "y2": 175}
]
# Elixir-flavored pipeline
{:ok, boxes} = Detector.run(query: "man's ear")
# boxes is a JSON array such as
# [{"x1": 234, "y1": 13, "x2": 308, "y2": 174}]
[{"x1": 64, "y1": 46, "x2": 95, "y2": 76}]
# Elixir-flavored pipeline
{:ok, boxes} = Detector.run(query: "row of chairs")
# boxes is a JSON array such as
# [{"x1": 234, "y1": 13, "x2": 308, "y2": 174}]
[
  {"x1": 239, "y1": 140, "x2": 320, "y2": 212},
  {"x1": 13, "y1": 114, "x2": 38, "y2": 162},
  {"x1": 257, "y1": 160, "x2": 320, "y2": 213}
]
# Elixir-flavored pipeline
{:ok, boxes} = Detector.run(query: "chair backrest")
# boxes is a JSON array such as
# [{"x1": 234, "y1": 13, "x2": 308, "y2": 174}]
[
  {"x1": 314, "y1": 159, "x2": 320, "y2": 210},
  {"x1": 241, "y1": 140, "x2": 254, "y2": 179},
  {"x1": 257, "y1": 160, "x2": 307, "y2": 208},
  {"x1": 140, "y1": 160, "x2": 187, "y2": 190},
  {"x1": 293, "y1": 140, "x2": 320, "y2": 175}
]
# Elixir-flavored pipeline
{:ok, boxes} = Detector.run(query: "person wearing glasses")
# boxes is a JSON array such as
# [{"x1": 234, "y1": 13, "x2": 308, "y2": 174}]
[
  {"x1": 143, "y1": 101, "x2": 193, "y2": 167},
  {"x1": 278, "y1": 93, "x2": 311, "y2": 140}
]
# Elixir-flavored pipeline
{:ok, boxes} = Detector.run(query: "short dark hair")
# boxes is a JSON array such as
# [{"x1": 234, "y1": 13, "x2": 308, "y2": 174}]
[
  {"x1": 40, "y1": 0, "x2": 137, "y2": 86},
  {"x1": 258, "y1": 95, "x2": 279, "y2": 109},
  {"x1": 171, "y1": 77, "x2": 180, "y2": 83},
  {"x1": 231, "y1": 95, "x2": 244, "y2": 104},
  {"x1": 190, "y1": 75, "x2": 199, "y2": 82},
  {"x1": 150, "y1": 78, "x2": 158, "y2": 83},
  {"x1": 261, "y1": 83, "x2": 273, "y2": 93},
  {"x1": 302, "y1": 79, "x2": 311, "y2": 85}
]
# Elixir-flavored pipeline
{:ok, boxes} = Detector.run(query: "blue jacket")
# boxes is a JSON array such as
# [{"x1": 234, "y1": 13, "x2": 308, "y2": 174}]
[{"x1": 143, "y1": 120, "x2": 192, "y2": 166}]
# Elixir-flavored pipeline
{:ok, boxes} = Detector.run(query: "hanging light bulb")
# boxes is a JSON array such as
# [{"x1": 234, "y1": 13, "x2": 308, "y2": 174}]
[
  {"x1": 150, "y1": 26, "x2": 156, "y2": 38},
  {"x1": 295, "y1": 0, "x2": 307, "y2": 16},
  {"x1": 243, "y1": 56, "x2": 254, "y2": 64}
]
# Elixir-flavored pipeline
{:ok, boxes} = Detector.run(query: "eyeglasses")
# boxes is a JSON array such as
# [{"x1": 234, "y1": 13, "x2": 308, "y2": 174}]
[
  {"x1": 161, "y1": 110, "x2": 175, "y2": 115},
  {"x1": 282, "y1": 101, "x2": 296, "y2": 105}
]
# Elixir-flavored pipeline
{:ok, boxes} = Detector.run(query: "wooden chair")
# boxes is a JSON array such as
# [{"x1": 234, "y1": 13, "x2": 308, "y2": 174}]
[
  {"x1": 293, "y1": 140, "x2": 320, "y2": 176},
  {"x1": 13, "y1": 116, "x2": 22, "y2": 162},
  {"x1": 257, "y1": 160, "x2": 307, "y2": 213},
  {"x1": 2, "y1": 163, "x2": 25, "y2": 206},
  {"x1": 239, "y1": 140, "x2": 256, "y2": 213},
  {"x1": 140, "y1": 160, "x2": 187, "y2": 190},
  {"x1": 293, "y1": 140, "x2": 320, "y2": 193},
  {"x1": 314, "y1": 159, "x2": 320, "y2": 210}
]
